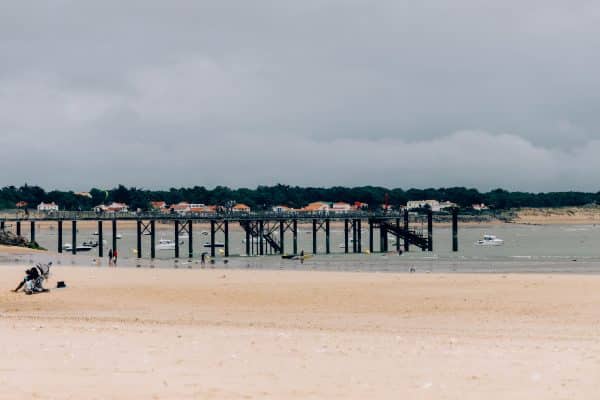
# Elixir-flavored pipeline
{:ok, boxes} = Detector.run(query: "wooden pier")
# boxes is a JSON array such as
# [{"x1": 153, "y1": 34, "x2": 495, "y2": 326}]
[{"x1": 0, "y1": 209, "x2": 460, "y2": 259}]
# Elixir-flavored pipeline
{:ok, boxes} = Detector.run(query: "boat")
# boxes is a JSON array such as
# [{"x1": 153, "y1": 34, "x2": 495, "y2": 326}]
[
  {"x1": 82, "y1": 240, "x2": 99, "y2": 248},
  {"x1": 203, "y1": 242, "x2": 225, "y2": 248},
  {"x1": 475, "y1": 235, "x2": 504, "y2": 246},
  {"x1": 157, "y1": 238, "x2": 176, "y2": 251},
  {"x1": 62, "y1": 244, "x2": 94, "y2": 252}
]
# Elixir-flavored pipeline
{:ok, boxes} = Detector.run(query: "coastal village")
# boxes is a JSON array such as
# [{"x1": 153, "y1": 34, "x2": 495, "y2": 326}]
[{"x1": 26, "y1": 199, "x2": 485, "y2": 215}]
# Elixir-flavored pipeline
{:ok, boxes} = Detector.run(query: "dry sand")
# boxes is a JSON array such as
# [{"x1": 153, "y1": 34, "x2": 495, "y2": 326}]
[{"x1": 1, "y1": 265, "x2": 600, "y2": 399}]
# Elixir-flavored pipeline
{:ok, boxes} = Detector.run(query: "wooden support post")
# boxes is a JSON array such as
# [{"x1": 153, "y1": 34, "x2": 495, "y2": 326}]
[
  {"x1": 357, "y1": 219, "x2": 362, "y2": 253},
  {"x1": 259, "y1": 220, "x2": 264, "y2": 255},
  {"x1": 293, "y1": 219, "x2": 298, "y2": 254},
  {"x1": 352, "y1": 220, "x2": 357, "y2": 253},
  {"x1": 72, "y1": 220, "x2": 77, "y2": 255},
  {"x1": 279, "y1": 221, "x2": 285, "y2": 254},
  {"x1": 325, "y1": 219, "x2": 330, "y2": 254},
  {"x1": 379, "y1": 222, "x2": 385, "y2": 253},
  {"x1": 0, "y1": 220, "x2": 4, "y2": 231},
  {"x1": 369, "y1": 220, "x2": 374, "y2": 253},
  {"x1": 16, "y1": 221, "x2": 21, "y2": 237},
  {"x1": 312, "y1": 219, "x2": 317, "y2": 254},
  {"x1": 396, "y1": 218, "x2": 401, "y2": 252},
  {"x1": 344, "y1": 219, "x2": 349, "y2": 254},
  {"x1": 112, "y1": 219, "x2": 117, "y2": 253},
  {"x1": 174, "y1": 220, "x2": 179, "y2": 259},
  {"x1": 98, "y1": 220, "x2": 103, "y2": 257},
  {"x1": 452, "y1": 208, "x2": 458, "y2": 252},
  {"x1": 224, "y1": 220, "x2": 229, "y2": 257},
  {"x1": 427, "y1": 210, "x2": 433, "y2": 251},
  {"x1": 150, "y1": 220, "x2": 156, "y2": 259},
  {"x1": 58, "y1": 220, "x2": 63, "y2": 253},
  {"x1": 30, "y1": 221, "x2": 35, "y2": 243},
  {"x1": 210, "y1": 220, "x2": 216, "y2": 258},
  {"x1": 188, "y1": 220, "x2": 193, "y2": 259},
  {"x1": 137, "y1": 220, "x2": 142, "y2": 258},
  {"x1": 403, "y1": 209, "x2": 410, "y2": 252}
]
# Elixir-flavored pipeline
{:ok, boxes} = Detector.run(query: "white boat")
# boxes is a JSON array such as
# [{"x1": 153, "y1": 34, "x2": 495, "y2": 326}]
[
  {"x1": 63, "y1": 244, "x2": 94, "y2": 252},
  {"x1": 475, "y1": 235, "x2": 504, "y2": 246},
  {"x1": 157, "y1": 238, "x2": 176, "y2": 251},
  {"x1": 203, "y1": 241, "x2": 225, "y2": 248}
]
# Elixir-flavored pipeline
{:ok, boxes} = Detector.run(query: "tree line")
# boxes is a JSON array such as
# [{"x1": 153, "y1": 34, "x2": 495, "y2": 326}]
[{"x1": 1, "y1": 184, "x2": 599, "y2": 212}]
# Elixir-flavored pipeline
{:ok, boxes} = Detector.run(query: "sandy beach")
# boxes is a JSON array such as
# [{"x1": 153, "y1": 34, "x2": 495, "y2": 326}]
[{"x1": 2, "y1": 262, "x2": 600, "y2": 399}]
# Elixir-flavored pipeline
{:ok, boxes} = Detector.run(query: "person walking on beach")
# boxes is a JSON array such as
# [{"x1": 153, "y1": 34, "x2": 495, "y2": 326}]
[
  {"x1": 113, "y1": 249, "x2": 118, "y2": 266},
  {"x1": 108, "y1": 249, "x2": 113, "y2": 266},
  {"x1": 300, "y1": 249, "x2": 305, "y2": 264},
  {"x1": 201, "y1": 252, "x2": 207, "y2": 266}
]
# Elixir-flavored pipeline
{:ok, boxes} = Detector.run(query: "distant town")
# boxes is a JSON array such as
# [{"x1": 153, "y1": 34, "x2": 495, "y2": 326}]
[
  {"x1": 30, "y1": 199, "x2": 473, "y2": 215},
  {"x1": 1, "y1": 184, "x2": 597, "y2": 214}
]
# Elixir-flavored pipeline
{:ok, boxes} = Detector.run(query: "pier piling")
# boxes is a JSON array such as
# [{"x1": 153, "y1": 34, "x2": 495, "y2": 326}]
[
  {"x1": 112, "y1": 219, "x2": 117, "y2": 253},
  {"x1": 293, "y1": 219, "x2": 298, "y2": 254},
  {"x1": 137, "y1": 220, "x2": 142, "y2": 258},
  {"x1": 16, "y1": 221, "x2": 21, "y2": 237},
  {"x1": 188, "y1": 220, "x2": 193, "y2": 259},
  {"x1": 150, "y1": 220, "x2": 156, "y2": 259},
  {"x1": 452, "y1": 208, "x2": 458, "y2": 252},
  {"x1": 224, "y1": 220, "x2": 229, "y2": 257},
  {"x1": 210, "y1": 220, "x2": 216, "y2": 258},
  {"x1": 344, "y1": 219, "x2": 349, "y2": 254},
  {"x1": 30, "y1": 221, "x2": 35, "y2": 243},
  {"x1": 427, "y1": 210, "x2": 433, "y2": 251},
  {"x1": 279, "y1": 221, "x2": 285, "y2": 254},
  {"x1": 325, "y1": 219, "x2": 330, "y2": 254},
  {"x1": 57, "y1": 220, "x2": 63, "y2": 253},
  {"x1": 72, "y1": 220, "x2": 77, "y2": 255},
  {"x1": 369, "y1": 220, "x2": 374, "y2": 253},
  {"x1": 174, "y1": 220, "x2": 179, "y2": 259},
  {"x1": 403, "y1": 210, "x2": 410, "y2": 252},
  {"x1": 352, "y1": 220, "x2": 357, "y2": 253},
  {"x1": 98, "y1": 221, "x2": 103, "y2": 257}
]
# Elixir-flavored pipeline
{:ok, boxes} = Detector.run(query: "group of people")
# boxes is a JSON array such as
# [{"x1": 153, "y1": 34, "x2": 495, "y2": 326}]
[
  {"x1": 107, "y1": 248, "x2": 118, "y2": 266},
  {"x1": 12, "y1": 262, "x2": 52, "y2": 295}
]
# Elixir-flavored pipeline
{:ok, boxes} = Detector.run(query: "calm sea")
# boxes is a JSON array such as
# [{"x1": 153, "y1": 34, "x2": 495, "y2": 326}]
[{"x1": 3, "y1": 223, "x2": 600, "y2": 273}]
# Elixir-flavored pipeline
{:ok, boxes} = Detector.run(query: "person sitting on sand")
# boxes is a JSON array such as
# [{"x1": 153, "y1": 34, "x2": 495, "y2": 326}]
[{"x1": 12, "y1": 263, "x2": 50, "y2": 295}]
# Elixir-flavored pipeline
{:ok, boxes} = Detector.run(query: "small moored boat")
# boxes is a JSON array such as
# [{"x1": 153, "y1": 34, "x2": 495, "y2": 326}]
[{"x1": 475, "y1": 235, "x2": 504, "y2": 246}]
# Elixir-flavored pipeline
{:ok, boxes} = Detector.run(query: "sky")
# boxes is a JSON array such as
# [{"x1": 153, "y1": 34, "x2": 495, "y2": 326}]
[{"x1": 1, "y1": 1, "x2": 600, "y2": 192}]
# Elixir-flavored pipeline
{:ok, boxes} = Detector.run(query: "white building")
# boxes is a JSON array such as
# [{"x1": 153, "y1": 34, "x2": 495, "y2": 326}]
[
  {"x1": 37, "y1": 202, "x2": 59, "y2": 211},
  {"x1": 406, "y1": 200, "x2": 457, "y2": 212},
  {"x1": 272, "y1": 205, "x2": 292, "y2": 213},
  {"x1": 331, "y1": 202, "x2": 352, "y2": 213}
]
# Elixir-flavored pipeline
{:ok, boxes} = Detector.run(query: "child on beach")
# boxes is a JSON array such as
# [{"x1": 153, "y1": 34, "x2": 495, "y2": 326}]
[{"x1": 108, "y1": 249, "x2": 113, "y2": 265}]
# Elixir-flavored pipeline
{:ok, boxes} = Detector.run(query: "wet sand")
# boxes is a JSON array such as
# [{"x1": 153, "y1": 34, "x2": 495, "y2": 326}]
[{"x1": 2, "y1": 265, "x2": 600, "y2": 399}]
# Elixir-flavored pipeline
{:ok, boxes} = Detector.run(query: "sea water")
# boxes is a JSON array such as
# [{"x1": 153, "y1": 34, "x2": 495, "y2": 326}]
[{"x1": 4, "y1": 223, "x2": 600, "y2": 273}]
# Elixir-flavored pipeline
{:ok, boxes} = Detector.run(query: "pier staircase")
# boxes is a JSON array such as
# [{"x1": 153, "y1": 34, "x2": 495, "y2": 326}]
[
  {"x1": 379, "y1": 220, "x2": 429, "y2": 250},
  {"x1": 239, "y1": 220, "x2": 282, "y2": 253}
]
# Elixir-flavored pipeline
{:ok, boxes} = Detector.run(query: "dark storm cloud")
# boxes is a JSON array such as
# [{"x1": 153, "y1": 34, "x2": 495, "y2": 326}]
[{"x1": 1, "y1": 1, "x2": 600, "y2": 190}]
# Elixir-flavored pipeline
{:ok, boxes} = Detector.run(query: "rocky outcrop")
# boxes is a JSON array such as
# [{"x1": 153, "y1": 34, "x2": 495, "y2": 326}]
[{"x1": 0, "y1": 230, "x2": 45, "y2": 250}]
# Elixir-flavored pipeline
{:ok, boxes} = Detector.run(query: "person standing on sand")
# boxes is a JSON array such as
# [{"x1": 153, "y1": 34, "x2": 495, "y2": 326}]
[
  {"x1": 113, "y1": 249, "x2": 118, "y2": 266},
  {"x1": 108, "y1": 249, "x2": 113, "y2": 266},
  {"x1": 300, "y1": 249, "x2": 304, "y2": 264}
]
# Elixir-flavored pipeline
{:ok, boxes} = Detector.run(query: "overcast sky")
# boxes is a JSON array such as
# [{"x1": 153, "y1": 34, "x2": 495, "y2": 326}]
[{"x1": 1, "y1": 1, "x2": 600, "y2": 191}]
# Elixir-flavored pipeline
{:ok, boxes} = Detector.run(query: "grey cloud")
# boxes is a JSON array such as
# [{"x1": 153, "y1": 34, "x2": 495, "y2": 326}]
[{"x1": 1, "y1": 1, "x2": 600, "y2": 190}]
